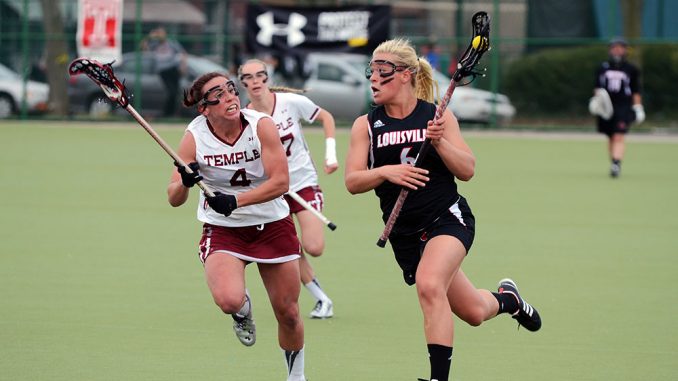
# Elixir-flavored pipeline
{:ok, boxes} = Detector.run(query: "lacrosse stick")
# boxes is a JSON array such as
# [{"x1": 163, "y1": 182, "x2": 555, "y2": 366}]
[
  {"x1": 286, "y1": 191, "x2": 337, "y2": 231},
  {"x1": 376, "y1": 11, "x2": 491, "y2": 248},
  {"x1": 68, "y1": 58, "x2": 215, "y2": 197}
]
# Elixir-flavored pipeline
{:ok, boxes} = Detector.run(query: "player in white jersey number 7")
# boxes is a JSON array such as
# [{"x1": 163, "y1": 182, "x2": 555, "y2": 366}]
[
  {"x1": 168, "y1": 72, "x2": 308, "y2": 381},
  {"x1": 239, "y1": 58, "x2": 338, "y2": 319}
]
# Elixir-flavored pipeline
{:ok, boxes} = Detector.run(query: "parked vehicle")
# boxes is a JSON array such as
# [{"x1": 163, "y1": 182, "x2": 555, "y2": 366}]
[
  {"x1": 0, "y1": 63, "x2": 49, "y2": 119},
  {"x1": 299, "y1": 53, "x2": 371, "y2": 121},
  {"x1": 68, "y1": 52, "x2": 231, "y2": 118},
  {"x1": 433, "y1": 69, "x2": 516, "y2": 125},
  {"x1": 272, "y1": 53, "x2": 515, "y2": 124}
]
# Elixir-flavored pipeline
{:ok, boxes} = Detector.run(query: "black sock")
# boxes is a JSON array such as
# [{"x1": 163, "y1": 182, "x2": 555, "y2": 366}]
[
  {"x1": 428, "y1": 344, "x2": 453, "y2": 381},
  {"x1": 493, "y1": 292, "x2": 519, "y2": 314},
  {"x1": 612, "y1": 159, "x2": 621, "y2": 165}
]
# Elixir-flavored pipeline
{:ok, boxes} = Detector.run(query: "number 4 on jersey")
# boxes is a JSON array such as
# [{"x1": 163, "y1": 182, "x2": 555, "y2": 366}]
[{"x1": 230, "y1": 168, "x2": 251, "y2": 186}]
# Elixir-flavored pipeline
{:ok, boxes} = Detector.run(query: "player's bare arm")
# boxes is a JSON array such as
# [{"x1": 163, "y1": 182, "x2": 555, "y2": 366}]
[
  {"x1": 316, "y1": 108, "x2": 339, "y2": 174},
  {"x1": 235, "y1": 117, "x2": 290, "y2": 208},
  {"x1": 426, "y1": 109, "x2": 475, "y2": 181},
  {"x1": 167, "y1": 131, "x2": 197, "y2": 207}
]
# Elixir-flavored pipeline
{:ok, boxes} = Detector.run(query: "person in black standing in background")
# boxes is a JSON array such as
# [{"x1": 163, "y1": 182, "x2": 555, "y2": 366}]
[
  {"x1": 142, "y1": 26, "x2": 187, "y2": 117},
  {"x1": 593, "y1": 37, "x2": 645, "y2": 178}
]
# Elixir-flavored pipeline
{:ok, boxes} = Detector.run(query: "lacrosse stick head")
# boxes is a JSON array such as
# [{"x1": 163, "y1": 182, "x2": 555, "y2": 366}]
[
  {"x1": 452, "y1": 11, "x2": 491, "y2": 85},
  {"x1": 68, "y1": 58, "x2": 130, "y2": 108}
]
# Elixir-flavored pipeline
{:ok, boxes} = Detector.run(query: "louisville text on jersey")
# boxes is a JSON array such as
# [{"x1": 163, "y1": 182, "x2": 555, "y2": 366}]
[{"x1": 376, "y1": 128, "x2": 426, "y2": 148}]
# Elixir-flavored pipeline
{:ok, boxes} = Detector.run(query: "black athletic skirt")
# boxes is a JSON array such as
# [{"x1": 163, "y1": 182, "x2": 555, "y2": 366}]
[{"x1": 388, "y1": 196, "x2": 476, "y2": 286}]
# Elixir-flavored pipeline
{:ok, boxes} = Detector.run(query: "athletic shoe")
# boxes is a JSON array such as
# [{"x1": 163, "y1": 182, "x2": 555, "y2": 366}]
[
  {"x1": 610, "y1": 162, "x2": 621, "y2": 178},
  {"x1": 232, "y1": 293, "x2": 256, "y2": 346},
  {"x1": 497, "y1": 278, "x2": 542, "y2": 332},
  {"x1": 310, "y1": 299, "x2": 333, "y2": 319}
]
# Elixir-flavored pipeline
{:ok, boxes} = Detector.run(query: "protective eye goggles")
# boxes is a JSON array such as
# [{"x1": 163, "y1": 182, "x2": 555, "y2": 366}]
[
  {"x1": 239, "y1": 70, "x2": 269, "y2": 83},
  {"x1": 200, "y1": 80, "x2": 239, "y2": 106},
  {"x1": 365, "y1": 60, "x2": 410, "y2": 79}
]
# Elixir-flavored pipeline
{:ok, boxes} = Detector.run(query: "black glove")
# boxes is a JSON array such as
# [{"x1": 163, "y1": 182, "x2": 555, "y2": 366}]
[
  {"x1": 175, "y1": 161, "x2": 203, "y2": 188},
  {"x1": 206, "y1": 192, "x2": 238, "y2": 217}
]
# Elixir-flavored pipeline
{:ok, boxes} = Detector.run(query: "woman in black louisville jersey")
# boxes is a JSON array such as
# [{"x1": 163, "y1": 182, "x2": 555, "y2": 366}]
[{"x1": 344, "y1": 38, "x2": 542, "y2": 381}]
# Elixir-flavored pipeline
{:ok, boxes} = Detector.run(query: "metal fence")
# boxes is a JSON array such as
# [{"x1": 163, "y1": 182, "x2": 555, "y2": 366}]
[{"x1": 2, "y1": 0, "x2": 677, "y2": 130}]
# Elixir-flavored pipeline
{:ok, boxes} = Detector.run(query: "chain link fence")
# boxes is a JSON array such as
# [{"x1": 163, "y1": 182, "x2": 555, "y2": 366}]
[{"x1": 1, "y1": 0, "x2": 676, "y2": 131}]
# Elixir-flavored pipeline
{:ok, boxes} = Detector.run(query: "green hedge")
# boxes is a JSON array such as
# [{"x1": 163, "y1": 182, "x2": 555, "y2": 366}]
[
  {"x1": 642, "y1": 44, "x2": 678, "y2": 118},
  {"x1": 503, "y1": 44, "x2": 678, "y2": 119}
]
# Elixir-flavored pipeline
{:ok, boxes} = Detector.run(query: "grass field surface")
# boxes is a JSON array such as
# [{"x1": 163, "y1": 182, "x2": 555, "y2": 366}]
[{"x1": 1, "y1": 121, "x2": 677, "y2": 380}]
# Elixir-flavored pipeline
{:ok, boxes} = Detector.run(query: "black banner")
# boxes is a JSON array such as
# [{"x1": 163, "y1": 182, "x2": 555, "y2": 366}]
[{"x1": 245, "y1": 4, "x2": 391, "y2": 56}]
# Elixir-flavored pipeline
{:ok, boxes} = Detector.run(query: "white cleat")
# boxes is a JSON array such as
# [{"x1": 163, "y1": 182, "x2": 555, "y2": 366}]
[
  {"x1": 232, "y1": 293, "x2": 256, "y2": 346},
  {"x1": 310, "y1": 299, "x2": 333, "y2": 319}
]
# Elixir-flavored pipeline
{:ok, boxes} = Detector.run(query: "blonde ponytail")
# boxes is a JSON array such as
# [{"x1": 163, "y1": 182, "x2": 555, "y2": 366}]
[
  {"x1": 414, "y1": 57, "x2": 437, "y2": 104},
  {"x1": 269, "y1": 86, "x2": 307, "y2": 94}
]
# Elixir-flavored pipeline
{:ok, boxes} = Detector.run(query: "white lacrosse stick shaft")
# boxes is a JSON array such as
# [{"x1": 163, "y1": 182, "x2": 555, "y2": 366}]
[
  {"x1": 125, "y1": 105, "x2": 215, "y2": 197},
  {"x1": 286, "y1": 191, "x2": 337, "y2": 231}
]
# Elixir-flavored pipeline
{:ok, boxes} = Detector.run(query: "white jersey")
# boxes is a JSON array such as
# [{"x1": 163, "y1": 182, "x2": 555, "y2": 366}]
[
  {"x1": 269, "y1": 92, "x2": 320, "y2": 192},
  {"x1": 187, "y1": 109, "x2": 289, "y2": 227}
]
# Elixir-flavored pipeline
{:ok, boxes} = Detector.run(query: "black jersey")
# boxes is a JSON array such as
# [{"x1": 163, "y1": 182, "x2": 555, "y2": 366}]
[
  {"x1": 367, "y1": 99, "x2": 460, "y2": 235},
  {"x1": 594, "y1": 60, "x2": 641, "y2": 124}
]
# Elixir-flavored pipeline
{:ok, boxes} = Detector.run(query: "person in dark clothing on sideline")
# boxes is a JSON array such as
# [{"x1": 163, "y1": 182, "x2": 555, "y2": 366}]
[
  {"x1": 592, "y1": 37, "x2": 645, "y2": 178},
  {"x1": 142, "y1": 27, "x2": 187, "y2": 117}
]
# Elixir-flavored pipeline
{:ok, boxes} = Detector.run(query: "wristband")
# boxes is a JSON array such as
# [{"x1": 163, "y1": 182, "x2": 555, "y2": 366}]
[{"x1": 325, "y1": 137, "x2": 337, "y2": 165}]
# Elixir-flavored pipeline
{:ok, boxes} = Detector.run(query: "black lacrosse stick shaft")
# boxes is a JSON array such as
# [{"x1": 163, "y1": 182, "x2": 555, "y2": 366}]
[{"x1": 376, "y1": 11, "x2": 491, "y2": 248}]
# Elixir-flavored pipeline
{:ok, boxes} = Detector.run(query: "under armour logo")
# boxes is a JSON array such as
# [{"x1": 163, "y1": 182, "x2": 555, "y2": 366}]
[{"x1": 256, "y1": 11, "x2": 307, "y2": 47}]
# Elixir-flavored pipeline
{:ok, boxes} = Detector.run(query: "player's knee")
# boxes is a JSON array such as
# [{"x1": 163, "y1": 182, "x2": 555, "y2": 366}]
[
  {"x1": 416, "y1": 280, "x2": 447, "y2": 306},
  {"x1": 274, "y1": 302, "x2": 302, "y2": 328},
  {"x1": 212, "y1": 292, "x2": 244, "y2": 314},
  {"x1": 302, "y1": 239, "x2": 324, "y2": 257}
]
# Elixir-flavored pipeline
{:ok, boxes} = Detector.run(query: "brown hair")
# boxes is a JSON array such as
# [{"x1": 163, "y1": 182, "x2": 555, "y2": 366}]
[
  {"x1": 183, "y1": 72, "x2": 228, "y2": 109},
  {"x1": 373, "y1": 38, "x2": 437, "y2": 103}
]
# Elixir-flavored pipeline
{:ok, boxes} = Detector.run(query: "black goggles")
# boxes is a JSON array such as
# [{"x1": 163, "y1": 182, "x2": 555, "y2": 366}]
[
  {"x1": 365, "y1": 60, "x2": 410, "y2": 79},
  {"x1": 200, "y1": 80, "x2": 239, "y2": 106}
]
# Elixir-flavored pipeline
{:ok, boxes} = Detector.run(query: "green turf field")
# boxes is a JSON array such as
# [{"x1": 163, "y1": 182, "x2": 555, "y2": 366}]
[{"x1": 1, "y1": 121, "x2": 677, "y2": 380}]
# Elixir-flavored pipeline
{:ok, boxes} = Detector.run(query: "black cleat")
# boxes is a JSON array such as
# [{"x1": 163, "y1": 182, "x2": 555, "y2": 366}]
[
  {"x1": 498, "y1": 278, "x2": 541, "y2": 332},
  {"x1": 610, "y1": 162, "x2": 621, "y2": 178}
]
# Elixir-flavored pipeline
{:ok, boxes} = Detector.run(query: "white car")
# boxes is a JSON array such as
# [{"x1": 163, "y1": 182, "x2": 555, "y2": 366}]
[
  {"x1": 284, "y1": 53, "x2": 515, "y2": 124},
  {"x1": 433, "y1": 70, "x2": 516, "y2": 125},
  {"x1": 0, "y1": 63, "x2": 49, "y2": 118}
]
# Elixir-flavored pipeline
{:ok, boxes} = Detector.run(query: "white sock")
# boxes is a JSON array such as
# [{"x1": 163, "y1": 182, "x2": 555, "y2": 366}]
[
  {"x1": 235, "y1": 290, "x2": 251, "y2": 317},
  {"x1": 282, "y1": 346, "x2": 305, "y2": 381},
  {"x1": 304, "y1": 278, "x2": 330, "y2": 302}
]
